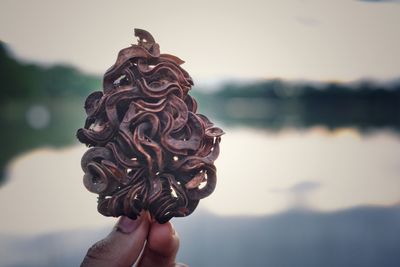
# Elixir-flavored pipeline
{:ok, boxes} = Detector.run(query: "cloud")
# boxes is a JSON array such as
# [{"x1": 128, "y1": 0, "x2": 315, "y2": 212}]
[
  {"x1": 270, "y1": 181, "x2": 321, "y2": 194},
  {"x1": 289, "y1": 181, "x2": 321, "y2": 194}
]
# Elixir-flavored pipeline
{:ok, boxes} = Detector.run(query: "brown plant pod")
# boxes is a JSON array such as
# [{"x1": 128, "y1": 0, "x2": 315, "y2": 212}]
[{"x1": 76, "y1": 29, "x2": 224, "y2": 223}]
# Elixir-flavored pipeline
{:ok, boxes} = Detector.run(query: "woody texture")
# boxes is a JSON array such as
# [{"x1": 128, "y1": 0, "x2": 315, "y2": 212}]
[{"x1": 77, "y1": 29, "x2": 224, "y2": 223}]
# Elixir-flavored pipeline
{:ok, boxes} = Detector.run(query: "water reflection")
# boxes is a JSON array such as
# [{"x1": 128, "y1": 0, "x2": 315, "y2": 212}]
[
  {"x1": 1, "y1": 206, "x2": 400, "y2": 267},
  {"x1": 25, "y1": 105, "x2": 51, "y2": 129},
  {"x1": 198, "y1": 79, "x2": 400, "y2": 132},
  {"x1": 204, "y1": 127, "x2": 400, "y2": 215},
  {"x1": 2, "y1": 40, "x2": 400, "y2": 266},
  {"x1": 1, "y1": 127, "x2": 399, "y2": 235},
  {"x1": 0, "y1": 98, "x2": 86, "y2": 185}
]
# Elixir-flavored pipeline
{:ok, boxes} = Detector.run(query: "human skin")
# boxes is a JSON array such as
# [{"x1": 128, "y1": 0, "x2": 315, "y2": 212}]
[{"x1": 81, "y1": 212, "x2": 187, "y2": 267}]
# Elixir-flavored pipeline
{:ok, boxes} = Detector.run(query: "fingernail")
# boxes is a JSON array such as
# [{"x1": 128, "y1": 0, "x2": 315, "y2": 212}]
[{"x1": 116, "y1": 216, "x2": 142, "y2": 234}]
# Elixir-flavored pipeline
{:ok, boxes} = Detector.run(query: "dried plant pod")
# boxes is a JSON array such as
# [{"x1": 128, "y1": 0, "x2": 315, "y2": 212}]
[{"x1": 76, "y1": 29, "x2": 224, "y2": 223}]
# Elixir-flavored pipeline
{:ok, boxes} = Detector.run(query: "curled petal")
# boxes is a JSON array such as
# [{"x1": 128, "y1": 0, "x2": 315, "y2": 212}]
[
  {"x1": 77, "y1": 28, "x2": 223, "y2": 223},
  {"x1": 84, "y1": 91, "x2": 104, "y2": 116},
  {"x1": 186, "y1": 165, "x2": 217, "y2": 200}
]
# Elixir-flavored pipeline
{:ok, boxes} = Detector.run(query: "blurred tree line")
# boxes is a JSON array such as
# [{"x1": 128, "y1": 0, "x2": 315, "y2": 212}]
[
  {"x1": 1, "y1": 40, "x2": 400, "y2": 183},
  {"x1": 0, "y1": 41, "x2": 101, "y2": 101},
  {"x1": 194, "y1": 79, "x2": 400, "y2": 131},
  {"x1": 0, "y1": 42, "x2": 101, "y2": 184}
]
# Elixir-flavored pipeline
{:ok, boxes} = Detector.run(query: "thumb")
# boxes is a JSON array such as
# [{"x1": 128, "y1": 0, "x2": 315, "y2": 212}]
[
  {"x1": 81, "y1": 213, "x2": 150, "y2": 267},
  {"x1": 137, "y1": 221, "x2": 181, "y2": 267}
]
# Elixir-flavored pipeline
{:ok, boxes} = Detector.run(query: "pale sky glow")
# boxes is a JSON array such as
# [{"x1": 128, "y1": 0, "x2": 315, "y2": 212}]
[{"x1": 1, "y1": 0, "x2": 400, "y2": 82}]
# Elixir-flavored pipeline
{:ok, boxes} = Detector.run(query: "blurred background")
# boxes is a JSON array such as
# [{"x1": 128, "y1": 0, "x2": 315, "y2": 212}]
[{"x1": 1, "y1": 0, "x2": 400, "y2": 266}]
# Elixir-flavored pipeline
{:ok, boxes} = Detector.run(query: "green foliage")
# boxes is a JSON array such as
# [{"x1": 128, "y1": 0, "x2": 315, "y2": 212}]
[
  {"x1": 0, "y1": 42, "x2": 101, "y2": 183},
  {"x1": 194, "y1": 78, "x2": 400, "y2": 132},
  {"x1": 1, "y1": 40, "x2": 400, "y2": 184},
  {"x1": 0, "y1": 42, "x2": 101, "y2": 101}
]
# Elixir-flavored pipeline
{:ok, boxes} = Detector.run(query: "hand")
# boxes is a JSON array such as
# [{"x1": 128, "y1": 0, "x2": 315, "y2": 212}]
[{"x1": 81, "y1": 212, "x2": 187, "y2": 267}]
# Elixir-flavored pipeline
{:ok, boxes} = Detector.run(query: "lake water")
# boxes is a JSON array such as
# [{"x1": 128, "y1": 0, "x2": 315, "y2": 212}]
[{"x1": 1, "y1": 126, "x2": 399, "y2": 235}]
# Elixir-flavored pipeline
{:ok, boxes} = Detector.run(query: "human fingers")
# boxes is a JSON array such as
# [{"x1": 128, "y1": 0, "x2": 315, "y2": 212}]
[
  {"x1": 137, "y1": 220, "x2": 183, "y2": 267},
  {"x1": 81, "y1": 213, "x2": 150, "y2": 267}
]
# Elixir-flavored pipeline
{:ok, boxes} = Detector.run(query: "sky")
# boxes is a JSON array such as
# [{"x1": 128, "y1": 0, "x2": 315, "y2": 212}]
[{"x1": 1, "y1": 0, "x2": 400, "y2": 82}]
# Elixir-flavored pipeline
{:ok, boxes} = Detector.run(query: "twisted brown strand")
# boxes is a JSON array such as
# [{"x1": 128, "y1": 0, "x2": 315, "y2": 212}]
[{"x1": 77, "y1": 29, "x2": 224, "y2": 223}]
